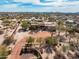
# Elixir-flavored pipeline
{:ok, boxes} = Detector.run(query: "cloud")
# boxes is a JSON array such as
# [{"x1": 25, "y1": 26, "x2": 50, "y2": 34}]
[
  {"x1": 11, "y1": 0, "x2": 61, "y2": 7},
  {"x1": 0, "y1": 0, "x2": 79, "y2": 12},
  {"x1": 14, "y1": 0, "x2": 54, "y2": 6},
  {"x1": 13, "y1": 0, "x2": 79, "y2": 7},
  {"x1": 0, "y1": 4, "x2": 17, "y2": 8},
  {"x1": 1, "y1": 0, "x2": 79, "y2": 7},
  {"x1": 59, "y1": 1, "x2": 79, "y2": 6}
]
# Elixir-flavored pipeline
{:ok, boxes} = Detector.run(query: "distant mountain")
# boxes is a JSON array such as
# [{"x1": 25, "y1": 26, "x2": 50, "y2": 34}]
[{"x1": 0, "y1": 12, "x2": 79, "y2": 15}]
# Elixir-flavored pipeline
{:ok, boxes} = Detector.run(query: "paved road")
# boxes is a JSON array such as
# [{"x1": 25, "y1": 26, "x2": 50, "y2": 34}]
[{"x1": 21, "y1": 54, "x2": 37, "y2": 59}]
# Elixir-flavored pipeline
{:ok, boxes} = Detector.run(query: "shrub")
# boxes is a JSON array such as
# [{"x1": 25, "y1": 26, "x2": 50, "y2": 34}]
[
  {"x1": 45, "y1": 37, "x2": 58, "y2": 47},
  {"x1": 2, "y1": 37, "x2": 13, "y2": 46},
  {"x1": 0, "y1": 45, "x2": 9, "y2": 59}
]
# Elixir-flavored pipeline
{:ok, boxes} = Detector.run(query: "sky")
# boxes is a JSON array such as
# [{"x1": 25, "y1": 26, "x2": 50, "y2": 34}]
[{"x1": 0, "y1": 0, "x2": 79, "y2": 12}]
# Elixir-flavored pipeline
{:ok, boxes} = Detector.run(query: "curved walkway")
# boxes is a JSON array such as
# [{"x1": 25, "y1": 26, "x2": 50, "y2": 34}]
[
  {"x1": 7, "y1": 37, "x2": 26, "y2": 59},
  {"x1": 7, "y1": 31, "x2": 51, "y2": 59}
]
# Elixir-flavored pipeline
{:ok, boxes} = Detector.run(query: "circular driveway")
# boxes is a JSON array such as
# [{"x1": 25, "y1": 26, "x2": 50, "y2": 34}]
[{"x1": 21, "y1": 54, "x2": 37, "y2": 59}]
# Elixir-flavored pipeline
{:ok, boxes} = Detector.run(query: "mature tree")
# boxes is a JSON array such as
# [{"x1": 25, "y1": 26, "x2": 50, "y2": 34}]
[
  {"x1": 45, "y1": 37, "x2": 58, "y2": 47},
  {"x1": 44, "y1": 37, "x2": 58, "y2": 54},
  {"x1": 21, "y1": 20, "x2": 30, "y2": 30}
]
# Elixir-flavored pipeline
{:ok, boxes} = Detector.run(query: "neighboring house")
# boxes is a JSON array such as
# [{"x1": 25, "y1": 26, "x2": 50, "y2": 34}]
[
  {"x1": 75, "y1": 24, "x2": 79, "y2": 32},
  {"x1": 65, "y1": 19, "x2": 77, "y2": 28},
  {"x1": 30, "y1": 21, "x2": 56, "y2": 32},
  {"x1": 31, "y1": 21, "x2": 56, "y2": 26}
]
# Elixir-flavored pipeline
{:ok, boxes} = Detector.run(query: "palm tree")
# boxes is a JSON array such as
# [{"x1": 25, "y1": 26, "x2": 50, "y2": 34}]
[
  {"x1": 27, "y1": 37, "x2": 34, "y2": 47},
  {"x1": 36, "y1": 38, "x2": 43, "y2": 47},
  {"x1": 56, "y1": 19, "x2": 65, "y2": 43}
]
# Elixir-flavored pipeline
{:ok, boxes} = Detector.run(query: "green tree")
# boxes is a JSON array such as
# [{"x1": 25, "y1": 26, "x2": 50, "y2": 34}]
[
  {"x1": 21, "y1": 20, "x2": 30, "y2": 30},
  {"x1": 45, "y1": 37, "x2": 58, "y2": 47},
  {"x1": 2, "y1": 37, "x2": 13, "y2": 46},
  {"x1": 27, "y1": 37, "x2": 34, "y2": 44},
  {"x1": 0, "y1": 45, "x2": 9, "y2": 59}
]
